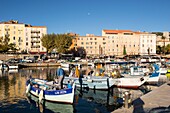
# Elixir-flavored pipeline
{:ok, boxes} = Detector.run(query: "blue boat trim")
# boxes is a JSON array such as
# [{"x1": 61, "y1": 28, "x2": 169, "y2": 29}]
[{"x1": 31, "y1": 86, "x2": 73, "y2": 95}]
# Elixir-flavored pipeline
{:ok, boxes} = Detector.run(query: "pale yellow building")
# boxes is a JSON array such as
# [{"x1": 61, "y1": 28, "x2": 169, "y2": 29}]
[
  {"x1": 76, "y1": 34, "x2": 107, "y2": 57},
  {"x1": 102, "y1": 30, "x2": 156, "y2": 56},
  {"x1": 75, "y1": 30, "x2": 156, "y2": 56},
  {"x1": 156, "y1": 32, "x2": 170, "y2": 47},
  {"x1": 0, "y1": 20, "x2": 47, "y2": 54}
]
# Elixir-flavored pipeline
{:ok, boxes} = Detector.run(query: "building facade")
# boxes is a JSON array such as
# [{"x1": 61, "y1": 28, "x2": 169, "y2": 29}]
[
  {"x1": 75, "y1": 30, "x2": 157, "y2": 56},
  {"x1": 0, "y1": 20, "x2": 47, "y2": 54},
  {"x1": 76, "y1": 34, "x2": 107, "y2": 57},
  {"x1": 156, "y1": 32, "x2": 170, "y2": 47}
]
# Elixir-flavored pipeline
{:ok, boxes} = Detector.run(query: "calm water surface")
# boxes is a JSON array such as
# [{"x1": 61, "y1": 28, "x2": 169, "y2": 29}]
[{"x1": 0, "y1": 67, "x2": 147, "y2": 113}]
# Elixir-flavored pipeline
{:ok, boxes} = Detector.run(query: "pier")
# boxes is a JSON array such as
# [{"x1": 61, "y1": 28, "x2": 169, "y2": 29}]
[
  {"x1": 18, "y1": 62, "x2": 61, "y2": 68},
  {"x1": 112, "y1": 82, "x2": 170, "y2": 113}
]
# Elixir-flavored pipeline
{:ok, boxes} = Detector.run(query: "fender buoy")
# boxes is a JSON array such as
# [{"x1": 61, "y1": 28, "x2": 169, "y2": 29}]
[
  {"x1": 26, "y1": 84, "x2": 31, "y2": 94},
  {"x1": 39, "y1": 90, "x2": 44, "y2": 103}
]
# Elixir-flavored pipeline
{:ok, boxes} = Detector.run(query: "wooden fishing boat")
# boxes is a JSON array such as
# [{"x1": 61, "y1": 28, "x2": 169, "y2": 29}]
[{"x1": 26, "y1": 78, "x2": 76, "y2": 104}]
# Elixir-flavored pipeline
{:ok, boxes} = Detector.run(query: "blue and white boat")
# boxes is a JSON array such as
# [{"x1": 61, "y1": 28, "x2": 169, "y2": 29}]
[
  {"x1": 26, "y1": 78, "x2": 76, "y2": 104},
  {"x1": 146, "y1": 63, "x2": 161, "y2": 84}
]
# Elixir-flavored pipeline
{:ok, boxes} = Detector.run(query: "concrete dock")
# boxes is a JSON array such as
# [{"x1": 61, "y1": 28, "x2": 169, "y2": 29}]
[
  {"x1": 18, "y1": 62, "x2": 60, "y2": 68},
  {"x1": 112, "y1": 82, "x2": 170, "y2": 113}
]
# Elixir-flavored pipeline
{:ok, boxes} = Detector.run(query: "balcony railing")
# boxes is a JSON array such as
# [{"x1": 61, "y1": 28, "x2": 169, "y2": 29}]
[
  {"x1": 31, "y1": 40, "x2": 40, "y2": 43},
  {"x1": 31, "y1": 45, "x2": 40, "y2": 48},
  {"x1": 31, "y1": 36, "x2": 40, "y2": 38},
  {"x1": 31, "y1": 31, "x2": 40, "y2": 33}
]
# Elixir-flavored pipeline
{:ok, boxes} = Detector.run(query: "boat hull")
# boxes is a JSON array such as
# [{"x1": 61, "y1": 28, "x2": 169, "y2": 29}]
[{"x1": 26, "y1": 79, "x2": 75, "y2": 104}]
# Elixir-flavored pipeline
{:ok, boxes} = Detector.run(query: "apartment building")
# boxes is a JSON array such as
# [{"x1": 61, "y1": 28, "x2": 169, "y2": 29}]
[
  {"x1": 102, "y1": 30, "x2": 156, "y2": 56},
  {"x1": 0, "y1": 20, "x2": 47, "y2": 53},
  {"x1": 75, "y1": 30, "x2": 156, "y2": 56},
  {"x1": 156, "y1": 32, "x2": 170, "y2": 47},
  {"x1": 25, "y1": 24, "x2": 47, "y2": 54},
  {"x1": 76, "y1": 34, "x2": 107, "y2": 57}
]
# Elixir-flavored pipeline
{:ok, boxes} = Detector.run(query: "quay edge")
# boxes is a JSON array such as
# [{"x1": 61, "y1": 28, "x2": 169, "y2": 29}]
[
  {"x1": 18, "y1": 63, "x2": 61, "y2": 68},
  {"x1": 112, "y1": 82, "x2": 170, "y2": 113}
]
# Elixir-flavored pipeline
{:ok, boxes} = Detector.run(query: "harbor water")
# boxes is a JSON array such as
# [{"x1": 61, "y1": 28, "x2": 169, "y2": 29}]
[{"x1": 0, "y1": 67, "x2": 163, "y2": 113}]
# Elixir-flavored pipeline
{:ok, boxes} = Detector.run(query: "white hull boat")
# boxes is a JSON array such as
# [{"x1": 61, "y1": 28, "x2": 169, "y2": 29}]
[
  {"x1": 113, "y1": 76, "x2": 149, "y2": 89},
  {"x1": 26, "y1": 78, "x2": 75, "y2": 104}
]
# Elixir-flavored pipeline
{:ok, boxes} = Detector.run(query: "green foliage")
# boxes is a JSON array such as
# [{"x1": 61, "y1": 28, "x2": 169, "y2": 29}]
[
  {"x1": 165, "y1": 44, "x2": 170, "y2": 54},
  {"x1": 123, "y1": 45, "x2": 127, "y2": 55},
  {"x1": 54, "y1": 34, "x2": 73, "y2": 53},
  {"x1": 156, "y1": 45, "x2": 162, "y2": 54},
  {"x1": 152, "y1": 32, "x2": 163, "y2": 36},
  {"x1": 0, "y1": 36, "x2": 11, "y2": 53},
  {"x1": 41, "y1": 33, "x2": 73, "y2": 54},
  {"x1": 41, "y1": 34, "x2": 55, "y2": 53}
]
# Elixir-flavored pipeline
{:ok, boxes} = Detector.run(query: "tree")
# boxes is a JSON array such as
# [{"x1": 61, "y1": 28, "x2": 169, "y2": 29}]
[
  {"x1": 156, "y1": 45, "x2": 162, "y2": 54},
  {"x1": 123, "y1": 45, "x2": 127, "y2": 55},
  {"x1": 54, "y1": 34, "x2": 73, "y2": 53},
  {"x1": 0, "y1": 35, "x2": 10, "y2": 52},
  {"x1": 41, "y1": 34, "x2": 55, "y2": 54},
  {"x1": 147, "y1": 47, "x2": 150, "y2": 55},
  {"x1": 165, "y1": 44, "x2": 170, "y2": 54},
  {"x1": 76, "y1": 47, "x2": 86, "y2": 58}
]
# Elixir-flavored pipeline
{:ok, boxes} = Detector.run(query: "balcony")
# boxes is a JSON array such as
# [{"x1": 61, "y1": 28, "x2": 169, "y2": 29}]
[
  {"x1": 5, "y1": 28, "x2": 10, "y2": 31},
  {"x1": 31, "y1": 40, "x2": 40, "y2": 43},
  {"x1": 31, "y1": 36, "x2": 40, "y2": 38},
  {"x1": 5, "y1": 34, "x2": 10, "y2": 37},
  {"x1": 31, "y1": 30, "x2": 40, "y2": 33},
  {"x1": 31, "y1": 45, "x2": 40, "y2": 48}
]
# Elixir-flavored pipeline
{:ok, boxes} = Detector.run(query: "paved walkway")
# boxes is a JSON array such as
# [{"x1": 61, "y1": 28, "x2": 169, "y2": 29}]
[{"x1": 112, "y1": 82, "x2": 170, "y2": 113}]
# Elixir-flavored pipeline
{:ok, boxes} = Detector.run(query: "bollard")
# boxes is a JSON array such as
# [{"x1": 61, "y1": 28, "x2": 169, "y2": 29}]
[{"x1": 123, "y1": 91, "x2": 131, "y2": 108}]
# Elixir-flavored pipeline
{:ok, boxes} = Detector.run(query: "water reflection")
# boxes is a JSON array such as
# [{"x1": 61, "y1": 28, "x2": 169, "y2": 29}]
[
  {"x1": 26, "y1": 93, "x2": 74, "y2": 113},
  {"x1": 0, "y1": 67, "x2": 148, "y2": 113}
]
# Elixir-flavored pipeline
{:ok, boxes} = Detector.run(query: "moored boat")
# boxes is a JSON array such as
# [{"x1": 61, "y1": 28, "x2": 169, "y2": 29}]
[
  {"x1": 26, "y1": 78, "x2": 76, "y2": 104},
  {"x1": 113, "y1": 76, "x2": 149, "y2": 89}
]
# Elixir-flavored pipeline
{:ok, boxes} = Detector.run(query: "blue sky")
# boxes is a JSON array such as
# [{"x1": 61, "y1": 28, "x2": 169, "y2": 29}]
[{"x1": 1, "y1": 0, "x2": 170, "y2": 36}]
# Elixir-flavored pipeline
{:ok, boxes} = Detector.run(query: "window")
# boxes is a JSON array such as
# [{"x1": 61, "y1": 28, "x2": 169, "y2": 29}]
[
  {"x1": 103, "y1": 42, "x2": 106, "y2": 44},
  {"x1": 14, "y1": 31, "x2": 15, "y2": 34},
  {"x1": 86, "y1": 42, "x2": 89, "y2": 45},
  {"x1": 26, "y1": 42, "x2": 28, "y2": 46},
  {"x1": 13, "y1": 37, "x2": 15, "y2": 40},
  {"x1": 124, "y1": 33, "x2": 133, "y2": 35},
  {"x1": 95, "y1": 38, "x2": 97, "y2": 40},
  {"x1": 18, "y1": 37, "x2": 21, "y2": 41},
  {"x1": 117, "y1": 45, "x2": 118, "y2": 47},
  {"x1": 95, "y1": 42, "x2": 97, "y2": 45},
  {"x1": 103, "y1": 38, "x2": 105, "y2": 40},
  {"x1": 142, "y1": 44, "x2": 144, "y2": 47},
  {"x1": 90, "y1": 38, "x2": 92, "y2": 40},
  {"x1": 81, "y1": 42, "x2": 84, "y2": 45},
  {"x1": 14, "y1": 26, "x2": 15, "y2": 29}
]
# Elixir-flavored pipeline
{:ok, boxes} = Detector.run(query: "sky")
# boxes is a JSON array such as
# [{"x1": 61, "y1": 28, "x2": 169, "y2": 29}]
[{"x1": 1, "y1": 0, "x2": 170, "y2": 36}]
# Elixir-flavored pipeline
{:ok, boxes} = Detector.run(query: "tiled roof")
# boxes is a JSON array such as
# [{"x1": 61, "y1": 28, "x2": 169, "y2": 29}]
[{"x1": 103, "y1": 29, "x2": 133, "y2": 33}]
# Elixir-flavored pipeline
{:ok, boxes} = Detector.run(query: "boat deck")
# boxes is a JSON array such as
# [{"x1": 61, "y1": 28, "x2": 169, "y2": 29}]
[{"x1": 112, "y1": 82, "x2": 170, "y2": 113}]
